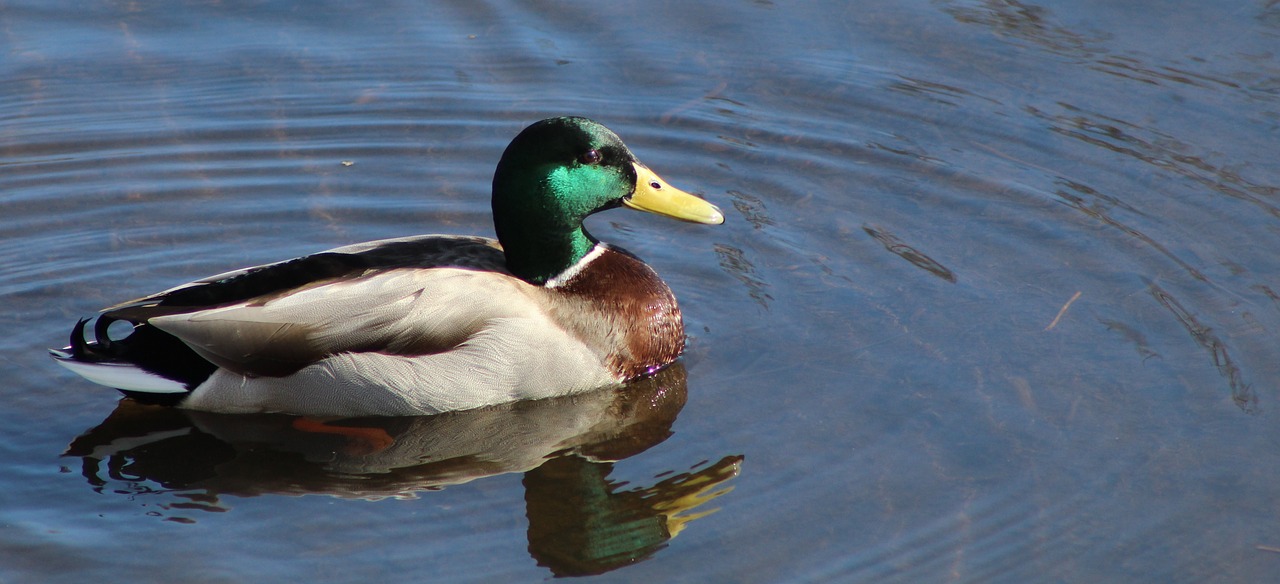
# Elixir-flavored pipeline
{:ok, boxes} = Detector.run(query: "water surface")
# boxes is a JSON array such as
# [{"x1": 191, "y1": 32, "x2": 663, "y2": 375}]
[{"x1": 3, "y1": 0, "x2": 1280, "y2": 582}]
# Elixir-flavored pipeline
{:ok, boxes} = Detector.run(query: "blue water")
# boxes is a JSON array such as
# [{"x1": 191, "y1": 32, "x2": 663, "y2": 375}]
[{"x1": 4, "y1": 0, "x2": 1280, "y2": 582}]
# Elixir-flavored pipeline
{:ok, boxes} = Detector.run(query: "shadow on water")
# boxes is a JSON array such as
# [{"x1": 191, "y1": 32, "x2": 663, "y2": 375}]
[{"x1": 63, "y1": 363, "x2": 742, "y2": 577}]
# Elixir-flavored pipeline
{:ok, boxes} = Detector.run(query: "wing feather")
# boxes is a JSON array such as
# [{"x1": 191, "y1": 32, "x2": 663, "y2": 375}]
[
  {"x1": 104, "y1": 235, "x2": 506, "y2": 313},
  {"x1": 148, "y1": 268, "x2": 542, "y2": 377}
]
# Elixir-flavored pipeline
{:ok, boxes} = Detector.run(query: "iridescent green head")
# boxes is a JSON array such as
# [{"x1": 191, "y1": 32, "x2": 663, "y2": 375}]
[{"x1": 492, "y1": 117, "x2": 723, "y2": 284}]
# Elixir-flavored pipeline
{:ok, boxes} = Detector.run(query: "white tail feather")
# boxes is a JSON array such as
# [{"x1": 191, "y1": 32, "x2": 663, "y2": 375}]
[{"x1": 49, "y1": 349, "x2": 188, "y2": 394}]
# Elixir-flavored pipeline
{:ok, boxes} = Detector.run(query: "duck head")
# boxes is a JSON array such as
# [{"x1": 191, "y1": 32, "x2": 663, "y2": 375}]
[{"x1": 492, "y1": 117, "x2": 723, "y2": 284}]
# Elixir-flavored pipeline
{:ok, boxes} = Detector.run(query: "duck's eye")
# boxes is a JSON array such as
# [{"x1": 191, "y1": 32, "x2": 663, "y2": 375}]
[{"x1": 578, "y1": 149, "x2": 602, "y2": 165}]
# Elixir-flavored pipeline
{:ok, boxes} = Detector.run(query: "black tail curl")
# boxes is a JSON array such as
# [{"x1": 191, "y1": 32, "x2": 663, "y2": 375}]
[
  {"x1": 67, "y1": 315, "x2": 217, "y2": 390},
  {"x1": 69, "y1": 317, "x2": 93, "y2": 359},
  {"x1": 69, "y1": 315, "x2": 136, "y2": 362}
]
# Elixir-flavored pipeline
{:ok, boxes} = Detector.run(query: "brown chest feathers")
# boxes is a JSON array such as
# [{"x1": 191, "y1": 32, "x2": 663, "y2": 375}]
[{"x1": 545, "y1": 247, "x2": 685, "y2": 380}]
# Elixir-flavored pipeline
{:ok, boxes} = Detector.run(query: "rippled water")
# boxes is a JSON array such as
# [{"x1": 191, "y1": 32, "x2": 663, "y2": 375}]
[{"x1": 4, "y1": 1, "x2": 1280, "y2": 582}]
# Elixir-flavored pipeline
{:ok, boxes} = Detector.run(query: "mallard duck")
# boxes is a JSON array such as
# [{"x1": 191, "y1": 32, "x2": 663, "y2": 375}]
[{"x1": 50, "y1": 117, "x2": 724, "y2": 416}]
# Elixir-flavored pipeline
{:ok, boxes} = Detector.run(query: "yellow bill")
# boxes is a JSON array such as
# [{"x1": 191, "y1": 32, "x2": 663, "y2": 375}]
[{"x1": 624, "y1": 163, "x2": 725, "y2": 225}]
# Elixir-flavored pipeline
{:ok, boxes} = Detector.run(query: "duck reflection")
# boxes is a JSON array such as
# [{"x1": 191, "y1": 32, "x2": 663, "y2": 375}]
[{"x1": 65, "y1": 363, "x2": 742, "y2": 576}]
